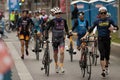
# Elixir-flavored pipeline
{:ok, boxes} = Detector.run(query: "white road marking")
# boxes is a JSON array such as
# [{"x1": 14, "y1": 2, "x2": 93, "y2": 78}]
[{"x1": 6, "y1": 42, "x2": 34, "y2": 80}]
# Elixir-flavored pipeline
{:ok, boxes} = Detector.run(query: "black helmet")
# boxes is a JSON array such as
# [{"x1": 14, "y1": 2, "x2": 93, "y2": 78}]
[
  {"x1": 78, "y1": 11, "x2": 84, "y2": 16},
  {"x1": 22, "y1": 9, "x2": 29, "y2": 14}
]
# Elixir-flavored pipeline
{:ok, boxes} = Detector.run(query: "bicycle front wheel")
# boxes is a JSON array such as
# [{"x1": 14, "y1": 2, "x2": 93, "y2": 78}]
[
  {"x1": 86, "y1": 52, "x2": 92, "y2": 80},
  {"x1": 70, "y1": 42, "x2": 73, "y2": 62},
  {"x1": 45, "y1": 51, "x2": 50, "y2": 76},
  {"x1": 79, "y1": 52, "x2": 86, "y2": 78}
]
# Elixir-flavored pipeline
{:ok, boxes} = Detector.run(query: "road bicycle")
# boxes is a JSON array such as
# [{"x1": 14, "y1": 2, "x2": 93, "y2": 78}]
[
  {"x1": 67, "y1": 32, "x2": 76, "y2": 62},
  {"x1": 79, "y1": 36, "x2": 95, "y2": 80},
  {"x1": 5, "y1": 20, "x2": 16, "y2": 33},
  {"x1": 32, "y1": 30, "x2": 42, "y2": 60},
  {"x1": 41, "y1": 39, "x2": 52, "y2": 76}
]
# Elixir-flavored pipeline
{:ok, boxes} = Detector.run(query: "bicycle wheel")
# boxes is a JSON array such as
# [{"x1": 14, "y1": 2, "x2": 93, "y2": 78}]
[
  {"x1": 5, "y1": 23, "x2": 11, "y2": 33},
  {"x1": 79, "y1": 52, "x2": 86, "y2": 78},
  {"x1": 45, "y1": 51, "x2": 50, "y2": 76},
  {"x1": 35, "y1": 39, "x2": 39, "y2": 60},
  {"x1": 94, "y1": 46, "x2": 98, "y2": 66},
  {"x1": 86, "y1": 50, "x2": 92, "y2": 80},
  {"x1": 70, "y1": 42, "x2": 73, "y2": 62}
]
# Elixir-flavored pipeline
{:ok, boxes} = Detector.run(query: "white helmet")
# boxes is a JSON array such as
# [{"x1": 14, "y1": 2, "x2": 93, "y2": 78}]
[
  {"x1": 50, "y1": 8, "x2": 55, "y2": 13},
  {"x1": 99, "y1": 6, "x2": 107, "y2": 12},
  {"x1": 53, "y1": 7, "x2": 62, "y2": 14}
]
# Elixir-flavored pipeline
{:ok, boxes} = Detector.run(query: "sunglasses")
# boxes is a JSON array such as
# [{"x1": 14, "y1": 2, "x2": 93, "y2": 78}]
[
  {"x1": 100, "y1": 12, "x2": 107, "y2": 15},
  {"x1": 55, "y1": 13, "x2": 61, "y2": 15}
]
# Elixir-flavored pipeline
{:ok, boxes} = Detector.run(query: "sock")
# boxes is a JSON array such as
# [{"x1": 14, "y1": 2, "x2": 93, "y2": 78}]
[
  {"x1": 59, "y1": 63, "x2": 63, "y2": 68},
  {"x1": 55, "y1": 62, "x2": 58, "y2": 67}
]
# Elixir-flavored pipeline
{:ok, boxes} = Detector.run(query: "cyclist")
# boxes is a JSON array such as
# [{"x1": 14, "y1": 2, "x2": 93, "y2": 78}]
[
  {"x1": 48, "y1": 8, "x2": 55, "y2": 21},
  {"x1": 71, "y1": 11, "x2": 89, "y2": 52},
  {"x1": 17, "y1": 10, "x2": 34, "y2": 59},
  {"x1": 41, "y1": 9, "x2": 48, "y2": 39},
  {"x1": 82, "y1": 6, "x2": 119, "y2": 77},
  {"x1": 32, "y1": 11, "x2": 43, "y2": 51},
  {"x1": 45, "y1": 7, "x2": 69, "y2": 73}
]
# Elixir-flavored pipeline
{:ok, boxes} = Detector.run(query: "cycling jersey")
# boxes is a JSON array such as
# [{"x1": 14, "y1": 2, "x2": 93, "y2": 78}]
[
  {"x1": 18, "y1": 17, "x2": 34, "y2": 32},
  {"x1": 47, "y1": 17, "x2": 69, "y2": 39},
  {"x1": 46, "y1": 17, "x2": 69, "y2": 50},
  {"x1": 32, "y1": 16, "x2": 43, "y2": 32},
  {"x1": 18, "y1": 17, "x2": 34, "y2": 40},
  {"x1": 72, "y1": 18, "x2": 88, "y2": 35}
]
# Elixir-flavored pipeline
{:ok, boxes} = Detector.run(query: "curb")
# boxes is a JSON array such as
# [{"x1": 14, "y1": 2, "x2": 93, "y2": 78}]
[{"x1": 111, "y1": 42, "x2": 120, "y2": 47}]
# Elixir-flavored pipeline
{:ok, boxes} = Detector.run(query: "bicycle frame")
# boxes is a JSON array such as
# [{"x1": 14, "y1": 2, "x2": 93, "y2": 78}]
[{"x1": 79, "y1": 38, "x2": 93, "y2": 80}]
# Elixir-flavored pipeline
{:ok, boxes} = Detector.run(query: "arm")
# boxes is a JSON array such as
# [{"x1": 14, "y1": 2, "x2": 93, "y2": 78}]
[
  {"x1": 72, "y1": 19, "x2": 78, "y2": 31},
  {"x1": 44, "y1": 19, "x2": 53, "y2": 40},
  {"x1": 109, "y1": 19, "x2": 119, "y2": 30},
  {"x1": 82, "y1": 21, "x2": 97, "y2": 39},
  {"x1": 86, "y1": 20, "x2": 89, "y2": 30},
  {"x1": 64, "y1": 20, "x2": 69, "y2": 35}
]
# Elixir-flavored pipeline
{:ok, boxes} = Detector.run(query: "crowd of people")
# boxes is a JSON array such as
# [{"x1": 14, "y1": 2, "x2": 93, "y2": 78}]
[{"x1": 0, "y1": 4, "x2": 119, "y2": 79}]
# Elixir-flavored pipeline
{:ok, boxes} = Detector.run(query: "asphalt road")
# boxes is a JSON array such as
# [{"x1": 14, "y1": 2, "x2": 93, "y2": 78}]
[{"x1": 4, "y1": 32, "x2": 120, "y2": 80}]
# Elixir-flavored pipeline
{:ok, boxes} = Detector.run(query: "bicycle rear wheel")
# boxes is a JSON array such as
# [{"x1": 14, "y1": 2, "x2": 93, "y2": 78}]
[
  {"x1": 35, "y1": 39, "x2": 39, "y2": 60},
  {"x1": 94, "y1": 47, "x2": 98, "y2": 66}
]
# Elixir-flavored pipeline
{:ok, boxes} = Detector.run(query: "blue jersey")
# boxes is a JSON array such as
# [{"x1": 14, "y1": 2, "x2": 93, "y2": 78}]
[
  {"x1": 72, "y1": 18, "x2": 88, "y2": 35},
  {"x1": 89, "y1": 18, "x2": 118, "y2": 37},
  {"x1": 32, "y1": 17, "x2": 43, "y2": 32}
]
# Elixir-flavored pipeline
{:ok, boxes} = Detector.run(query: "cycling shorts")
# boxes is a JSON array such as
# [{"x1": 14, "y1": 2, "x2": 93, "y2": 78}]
[{"x1": 19, "y1": 31, "x2": 30, "y2": 41}]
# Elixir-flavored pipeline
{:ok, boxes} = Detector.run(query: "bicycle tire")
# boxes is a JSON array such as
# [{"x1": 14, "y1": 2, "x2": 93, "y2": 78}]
[
  {"x1": 35, "y1": 39, "x2": 39, "y2": 60},
  {"x1": 70, "y1": 42, "x2": 73, "y2": 62},
  {"x1": 86, "y1": 50, "x2": 92, "y2": 80},
  {"x1": 79, "y1": 52, "x2": 86, "y2": 78},
  {"x1": 92, "y1": 54, "x2": 95, "y2": 65},
  {"x1": 94, "y1": 46, "x2": 98, "y2": 66},
  {"x1": 5, "y1": 24, "x2": 12, "y2": 33},
  {"x1": 44, "y1": 51, "x2": 50, "y2": 76}
]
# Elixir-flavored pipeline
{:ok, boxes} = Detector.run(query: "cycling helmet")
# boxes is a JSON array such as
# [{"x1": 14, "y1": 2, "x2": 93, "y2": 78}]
[
  {"x1": 54, "y1": 7, "x2": 62, "y2": 14},
  {"x1": 78, "y1": 11, "x2": 84, "y2": 16},
  {"x1": 22, "y1": 9, "x2": 29, "y2": 14},
  {"x1": 50, "y1": 8, "x2": 55, "y2": 13},
  {"x1": 99, "y1": 6, "x2": 107, "y2": 12}
]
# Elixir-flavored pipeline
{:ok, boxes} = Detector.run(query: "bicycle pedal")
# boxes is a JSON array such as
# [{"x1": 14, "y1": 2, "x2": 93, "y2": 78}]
[
  {"x1": 32, "y1": 49, "x2": 35, "y2": 52},
  {"x1": 66, "y1": 49, "x2": 69, "y2": 51},
  {"x1": 49, "y1": 59, "x2": 52, "y2": 63},
  {"x1": 96, "y1": 55, "x2": 99, "y2": 58},
  {"x1": 73, "y1": 52, "x2": 76, "y2": 54},
  {"x1": 38, "y1": 49, "x2": 42, "y2": 52},
  {"x1": 41, "y1": 67, "x2": 44, "y2": 70}
]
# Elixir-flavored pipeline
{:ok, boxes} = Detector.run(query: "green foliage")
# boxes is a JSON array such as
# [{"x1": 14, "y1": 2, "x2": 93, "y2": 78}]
[{"x1": 111, "y1": 32, "x2": 120, "y2": 43}]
